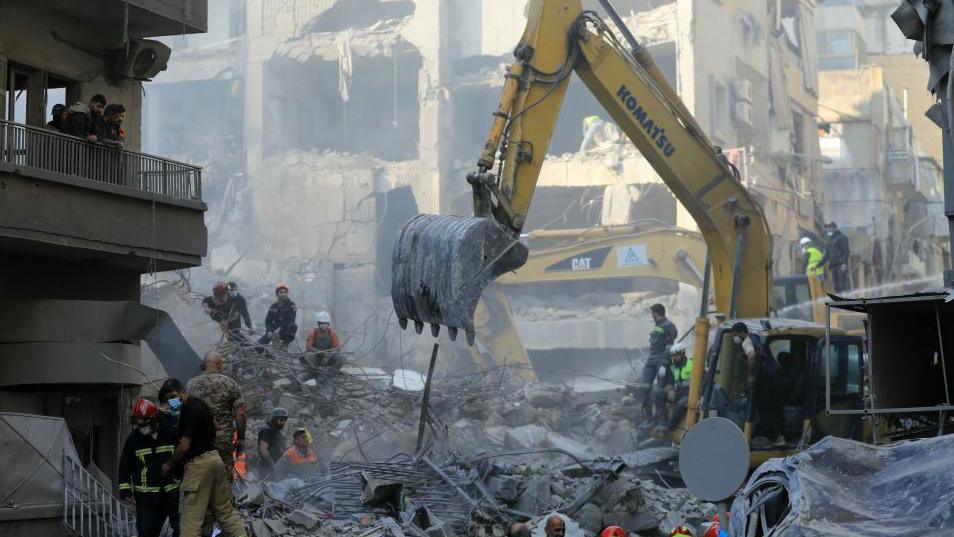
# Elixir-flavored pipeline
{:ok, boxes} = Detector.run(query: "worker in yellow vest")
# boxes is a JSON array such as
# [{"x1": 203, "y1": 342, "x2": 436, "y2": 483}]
[
  {"x1": 800, "y1": 237, "x2": 825, "y2": 281},
  {"x1": 653, "y1": 342, "x2": 694, "y2": 435}
]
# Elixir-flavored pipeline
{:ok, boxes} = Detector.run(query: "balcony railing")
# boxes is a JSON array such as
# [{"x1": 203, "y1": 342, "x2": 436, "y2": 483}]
[
  {"x1": 0, "y1": 120, "x2": 201, "y2": 202},
  {"x1": 63, "y1": 453, "x2": 134, "y2": 537}
]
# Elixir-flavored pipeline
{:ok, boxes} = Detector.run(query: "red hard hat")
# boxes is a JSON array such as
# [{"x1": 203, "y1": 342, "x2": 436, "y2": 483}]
[
  {"x1": 213, "y1": 281, "x2": 228, "y2": 294},
  {"x1": 132, "y1": 398, "x2": 157, "y2": 419},
  {"x1": 601, "y1": 527, "x2": 627, "y2": 537},
  {"x1": 275, "y1": 282, "x2": 289, "y2": 293}
]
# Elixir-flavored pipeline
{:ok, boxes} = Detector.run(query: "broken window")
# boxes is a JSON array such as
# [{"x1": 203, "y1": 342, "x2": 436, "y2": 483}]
[
  {"x1": 818, "y1": 30, "x2": 863, "y2": 70},
  {"x1": 710, "y1": 78, "x2": 730, "y2": 141},
  {"x1": 264, "y1": 43, "x2": 422, "y2": 161}
]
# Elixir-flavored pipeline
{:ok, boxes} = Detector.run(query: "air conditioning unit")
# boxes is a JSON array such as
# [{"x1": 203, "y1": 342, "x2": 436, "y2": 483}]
[
  {"x1": 734, "y1": 101, "x2": 753, "y2": 127},
  {"x1": 112, "y1": 39, "x2": 172, "y2": 80},
  {"x1": 734, "y1": 79, "x2": 753, "y2": 103}
]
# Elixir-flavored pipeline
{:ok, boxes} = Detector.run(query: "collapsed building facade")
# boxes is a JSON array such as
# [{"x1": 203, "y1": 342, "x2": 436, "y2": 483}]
[{"x1": 142, "y1": 0, "x2": 849, "y2": 373}]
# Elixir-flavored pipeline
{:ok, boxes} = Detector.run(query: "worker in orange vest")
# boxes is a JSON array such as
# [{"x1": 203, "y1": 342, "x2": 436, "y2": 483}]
[
  {"x1": 271, "y1": 428, "x2": 321, "y2": 479},
  {"x1": 232, "y1": 430, "x2": 247, "y2": 480}
]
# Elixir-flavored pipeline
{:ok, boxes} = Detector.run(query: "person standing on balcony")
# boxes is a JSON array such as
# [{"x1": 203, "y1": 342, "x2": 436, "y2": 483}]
[
  {"x1": 46, "y1": 104, "x2": 68, "y2": 132},
  {"x1": 64, "y1": 94, "x2": 106, "y2": 141},
  {"x1": 101, "y1": 104, "x2": 126, "y2": 149}
]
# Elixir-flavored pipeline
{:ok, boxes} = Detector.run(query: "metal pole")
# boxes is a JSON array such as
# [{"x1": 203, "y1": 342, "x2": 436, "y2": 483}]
[
  {"x1": 729, "y1": 217, "x2": 749, "y2": 319},
  {"x1": 935, "y1": 303, "x2": 951, "y2": 405},
  {"x1": 825, "y1": 303, "x2": 832, "y2": 414},
  {"x1": 942, "y1": 98, "x2": 954, "y2": 287},
  {"x1": 596, "y1": 0, "x2": 642, "y2": 54},
  {"x1": 416, "y1": 343, "x2": 439, "y2": 453}
]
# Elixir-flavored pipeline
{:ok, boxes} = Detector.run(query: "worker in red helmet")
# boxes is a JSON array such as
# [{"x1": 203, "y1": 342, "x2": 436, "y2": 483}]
[
  {"x1": 600, "y1": 526, "x2": 627, "y2": 537},
  {"x1": 668, "y1": 524, "x2": 696, "y2": 537},
  {"x1": 201, "y1": 281, "x2": 243, "y2": 338},
  {"x1": 117, "y1": 398, "x2": 181, "y2": 537},
  {"x1": 258, "y1": 282, "x2": 298, "y2": 351}
]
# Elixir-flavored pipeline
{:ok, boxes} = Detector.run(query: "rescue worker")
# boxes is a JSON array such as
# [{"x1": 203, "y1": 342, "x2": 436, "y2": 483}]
[
  {"x1": 258, "y1": 282, "x2": 298, "y2": 350},
  {"x1": 653, "y1": 342, "x2": 694, "y2": 434},
  {"x1": 508, "y1": 523, "x2": 531, "y2": 537},
  {"x1": 274, "y1": 428, "x2": 320, "y2": 477},
  {"x1": 600, "y1": 526, "x2": 627, "y2": 537},
  {"x1": 668, "y1": 524, "x2": 696, "y2": 537},
  {"x1": 636, "y1": 303, "x2": 677, "y2": 424},
  {"x1": 800, "y1": 237, "x2": 825, "y2": 282},
  {"x1": 819, "y1": 222, "x2": 851, "y2": 293},
  {"x1": 305, "y1": 311, "x2": 342, "y2": 367},
  {"x1": 202, "y1": 282, "x2": 242, "y2": 336},
  {"x1": 257, "y1": 407, "x2": 289, "y2": 472},
  {"x1": 544, "y1": 515, "x2": 566, "y2": 537},
  {"x1": 580, "y1": 115, "x2": 606, "y2": 152},
  {"x1": 185, "y1": 350, "x2": 247, "y2": 480},
  {"x1": 158, "y1": 378, "x2": 184, "y2": 431},
  {"x1": 227, "y1": 282, "x2": 255, "y2": 332},
  {"x1": 161, "y1": 387, "x2": 247, "y2": 537},
  {"x1": 731, "y1": 322, "x2": 784, "y2": 449},
  {"x1": 118, "y1": 398, "x2": 181, "y2": 537}
]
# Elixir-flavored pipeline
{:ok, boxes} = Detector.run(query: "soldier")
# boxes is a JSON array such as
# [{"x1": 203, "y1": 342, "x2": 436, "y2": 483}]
[{"x1": 184, "y1": 350, "x2": 246, "y2": 480}]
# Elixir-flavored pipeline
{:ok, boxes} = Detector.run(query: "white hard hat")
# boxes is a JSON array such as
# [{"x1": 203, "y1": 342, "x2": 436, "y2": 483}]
[
  {"x1": 799, "y1": 237, "x2": 812, "y2": 246},
  {"x1": 669, "y1": 342, "x2": 688, "y2": 355},
  {"x1": 316, "y1": 311, "x2": 331, "y2": 324}
]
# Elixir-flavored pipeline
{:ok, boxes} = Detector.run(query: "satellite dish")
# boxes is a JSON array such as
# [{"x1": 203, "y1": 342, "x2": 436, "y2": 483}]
[{"x1": 679, "y1": 417, "x2": 750, "y2": 502}]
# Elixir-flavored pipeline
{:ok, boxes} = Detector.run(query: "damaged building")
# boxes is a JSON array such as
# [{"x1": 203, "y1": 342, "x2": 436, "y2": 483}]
[
  {"x1": 141, "y1": 0, "x2": 832, "y2": 374},
  {"x1": 0, "y1": 0, "x2": 208, "y2": 533}
]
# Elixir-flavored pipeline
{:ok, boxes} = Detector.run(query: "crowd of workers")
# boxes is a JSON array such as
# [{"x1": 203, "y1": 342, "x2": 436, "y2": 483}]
[
  {"x1": 117, "y1": 350, "x2": 323, "y2": 537},
  {"x1": 799, "y1": 222, "x2": 852, "y2": 293},
  {"x1": 201, "y1": 281, "x2": 342, "y2": 359},
  {"x1": 46, "y1": 94, "x2": 127, "y2": 149}
]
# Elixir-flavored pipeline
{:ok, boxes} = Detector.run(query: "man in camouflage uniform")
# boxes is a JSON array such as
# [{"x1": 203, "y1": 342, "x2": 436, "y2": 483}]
[{"x1": 185, "y1": 350, "x2": 246, "y2": 480}]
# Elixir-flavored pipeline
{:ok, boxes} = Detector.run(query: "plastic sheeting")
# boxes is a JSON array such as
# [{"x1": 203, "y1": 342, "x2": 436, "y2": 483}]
[
  {"x1": 729, "y1": 435, "x2": 954, "y2": 536},
  {"x1": 0, "y1": 413, "x2": 79, "y2": 521}
]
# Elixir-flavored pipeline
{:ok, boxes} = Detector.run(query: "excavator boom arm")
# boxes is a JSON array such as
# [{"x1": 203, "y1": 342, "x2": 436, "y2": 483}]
[{"x1": 390, "y1": 0, "x2": 773, "y2": 345}]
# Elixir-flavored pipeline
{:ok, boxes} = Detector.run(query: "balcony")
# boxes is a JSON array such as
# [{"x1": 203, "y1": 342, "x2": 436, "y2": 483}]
[{"x1": 0, "y1": 120, "x2": 207, "y2": 272}]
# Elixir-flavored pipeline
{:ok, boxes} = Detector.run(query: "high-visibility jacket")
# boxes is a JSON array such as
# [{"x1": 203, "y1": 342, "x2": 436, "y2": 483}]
[
  {"x1": 117, "y1": 425, "x2": 180, "y2": 502},
  {"x1": 804, "y1": 246, "x2": 825, "y2": 276},
  {"x1": 582, "y1": 115, "x2": 602, "y2": 134},
  {"x1": 284, "y1": 446, "x2": 318, "y2": 465},
  {"x1": 672, "y1": 358, "x2": 694, "y2": 385}
]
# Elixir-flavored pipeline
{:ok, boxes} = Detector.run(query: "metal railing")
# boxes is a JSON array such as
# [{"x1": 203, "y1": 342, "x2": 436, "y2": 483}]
[
  {"x1": 63, "y1": 453, "x2": 135, "y2": 537},
  {"x1": 0, "y1": 119, "x2": 202, "y2": 202}
]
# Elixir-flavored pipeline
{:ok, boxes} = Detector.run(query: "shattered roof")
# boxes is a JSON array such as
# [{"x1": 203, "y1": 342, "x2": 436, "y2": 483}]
[{"x1": 270, "y1": 21, "x2": 415, "y2": 63}]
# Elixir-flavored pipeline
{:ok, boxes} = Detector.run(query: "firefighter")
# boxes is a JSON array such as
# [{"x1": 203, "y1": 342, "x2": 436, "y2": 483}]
[
  {"x1": 273, "y1": 428, "x2": 320, "y2": 478},
  {"x1": 258, "y1": 283, "x2": 298, "y2": 350},
  {"x1": 800, "y1": 237, "x2": 825, "y2": 281},
  {"x1": 118, "y1": 398, "x2": 181, "y2": 537},
  {"x1": 653, "y1": 342, "x2": 694, "y2": 434}
]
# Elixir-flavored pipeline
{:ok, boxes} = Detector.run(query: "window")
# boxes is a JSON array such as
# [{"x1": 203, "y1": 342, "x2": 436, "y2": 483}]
[
  {"x1": 710, "y1": 78, "x2": 729, "y2": 140},
  {"x1": 229, "y1": 0, "x2": 246, "y2": 38},
  {"x1": 818, "y1": 31, "x2": 862, "y2": 70},
  {"x1": 819, "y1": 340, "x2": 863, "y2": 397}
]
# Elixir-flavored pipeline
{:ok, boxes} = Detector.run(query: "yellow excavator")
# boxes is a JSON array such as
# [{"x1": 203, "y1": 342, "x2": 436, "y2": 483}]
[{"x1": 391, "y1": 0, "x2": 866, "y2": 463}]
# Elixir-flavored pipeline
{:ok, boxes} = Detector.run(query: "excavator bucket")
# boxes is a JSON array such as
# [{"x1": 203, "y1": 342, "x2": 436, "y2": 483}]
[{"x1": 391, "y1": 214, "x2": 528, "y2": 345}]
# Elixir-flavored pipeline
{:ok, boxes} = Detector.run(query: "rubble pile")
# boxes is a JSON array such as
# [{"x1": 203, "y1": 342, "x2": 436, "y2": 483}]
[{"x1": 220, "y1": 342, "x2": 715, "y2": 536}]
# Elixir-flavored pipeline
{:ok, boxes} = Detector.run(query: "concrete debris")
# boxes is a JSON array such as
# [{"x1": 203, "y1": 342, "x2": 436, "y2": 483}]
[
  {"x1": 221, "y1": 341, "x2": 715, "y2": 537},
  {"x1": 285, "y1": 509, "x2": 320, "y2": 530}
]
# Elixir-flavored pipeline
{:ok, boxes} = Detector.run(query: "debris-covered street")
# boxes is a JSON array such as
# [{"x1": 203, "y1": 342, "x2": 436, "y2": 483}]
[
  {"x1": 218, "y1": 340, "x2": 718, "y2": 537},
  {"x1": 3, "y1": 0, "x2": 954, "y2": 536}
]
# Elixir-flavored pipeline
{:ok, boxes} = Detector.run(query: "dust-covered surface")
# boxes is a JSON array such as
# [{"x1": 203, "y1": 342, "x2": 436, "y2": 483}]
[
  {"x1": 218, "y1": 339, "x2": 717, "y2": 537},
  {"x1": 730, "y1": 435, "x2": 954, "y2": 536}
]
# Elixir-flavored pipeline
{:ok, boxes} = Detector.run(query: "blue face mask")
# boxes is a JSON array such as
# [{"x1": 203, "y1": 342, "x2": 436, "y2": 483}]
[{"x1": 168, "y1": 397, "x2": 182, "y2": 411}]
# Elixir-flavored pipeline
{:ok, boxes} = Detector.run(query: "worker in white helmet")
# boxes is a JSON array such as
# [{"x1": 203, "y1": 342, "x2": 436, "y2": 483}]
[
  {"x1": 305, "y1": 311, "x2": 342, "y2": 367},
  {"x1": 800, "y1": 236, "x2": 825, "y2": 282},
  {"x1": 653, "y1": 342, "x2": 694, "y2": 435}
]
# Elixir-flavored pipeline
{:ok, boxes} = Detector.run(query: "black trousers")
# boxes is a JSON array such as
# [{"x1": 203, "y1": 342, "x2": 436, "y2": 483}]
[
  {"x1": 830, "y1": 263, "x2": 850, "y2": 293},
  {"x1": 136, "y1": 492, "x2": 180, "y2": 537},
  {"x1": 258, "y1": 324, "x2": 298, "y2": 345}
]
